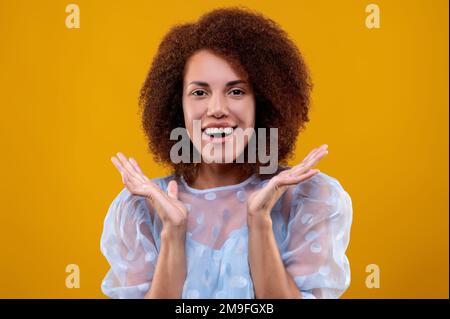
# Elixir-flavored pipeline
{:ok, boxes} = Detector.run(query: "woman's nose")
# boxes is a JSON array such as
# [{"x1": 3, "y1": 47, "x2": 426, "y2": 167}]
[{"x1": 206, "y1": 95, "x2": 229, "y2": 118}]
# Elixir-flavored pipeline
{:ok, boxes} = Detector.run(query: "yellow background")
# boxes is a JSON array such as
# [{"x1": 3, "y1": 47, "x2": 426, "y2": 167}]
[{"x1": 0, "y1": 0, "x2": 448, "y2": 298}]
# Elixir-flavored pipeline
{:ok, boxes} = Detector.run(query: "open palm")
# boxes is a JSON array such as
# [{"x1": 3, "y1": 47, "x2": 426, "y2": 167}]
[
  {"x1": 111, "y1": 152, "x2": 187, "y2": 227},
  {"x1": 247, "y1": 144, "x2": 329, "y2": 217}
]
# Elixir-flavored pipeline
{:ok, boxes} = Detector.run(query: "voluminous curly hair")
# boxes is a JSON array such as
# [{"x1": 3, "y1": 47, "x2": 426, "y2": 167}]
[{"x1": 139, "y1": 7, "x2": 313, "y2": 184}]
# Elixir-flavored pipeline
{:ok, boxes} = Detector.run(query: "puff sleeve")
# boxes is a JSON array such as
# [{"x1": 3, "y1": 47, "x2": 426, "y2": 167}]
[
  {"x1": 280, "y1": 173, "x2": 353, "y2": 299},
  {"x1": 100, "y1": 188, "x2": 160, "y2": 298}
]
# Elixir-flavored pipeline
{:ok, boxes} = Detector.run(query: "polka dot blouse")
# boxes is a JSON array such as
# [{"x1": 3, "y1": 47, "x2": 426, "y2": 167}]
[{"x1": 100, "y1": 168, "x2": 353, "y2": 299}]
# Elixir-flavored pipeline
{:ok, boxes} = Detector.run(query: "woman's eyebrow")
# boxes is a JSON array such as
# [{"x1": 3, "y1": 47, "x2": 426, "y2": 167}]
[{"x1": 187, "y1": 80, "x2": 248, "y2": 87}]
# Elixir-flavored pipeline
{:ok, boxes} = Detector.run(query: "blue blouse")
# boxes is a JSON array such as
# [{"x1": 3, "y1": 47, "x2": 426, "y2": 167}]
[{"x1": 100, "y1": 169, "x2": 353, "y2": 299}]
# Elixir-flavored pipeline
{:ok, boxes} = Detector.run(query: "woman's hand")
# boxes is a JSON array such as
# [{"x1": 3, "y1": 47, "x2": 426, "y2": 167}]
[
  {"x1": 111, "y1": 152, "x2": 188, "y2": 239},
  {"x1": 247, "y1": 144, "x2": 329, "y2": 222}
]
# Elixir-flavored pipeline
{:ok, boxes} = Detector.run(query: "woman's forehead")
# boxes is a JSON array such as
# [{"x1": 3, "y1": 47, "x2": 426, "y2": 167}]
[{"x1": 183, "y1": 50, "x2": 248, "y2": 85}]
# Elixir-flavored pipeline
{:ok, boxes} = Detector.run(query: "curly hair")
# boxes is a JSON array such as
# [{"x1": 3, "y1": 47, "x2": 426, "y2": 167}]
[{"x1": 139, "y1": 6, "x2": 313, "y2": 184}]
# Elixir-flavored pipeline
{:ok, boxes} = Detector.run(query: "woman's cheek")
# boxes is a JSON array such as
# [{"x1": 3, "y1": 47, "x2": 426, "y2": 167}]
[{"x1": 231, "y1": 98, "x2": 255, "y2": 123}]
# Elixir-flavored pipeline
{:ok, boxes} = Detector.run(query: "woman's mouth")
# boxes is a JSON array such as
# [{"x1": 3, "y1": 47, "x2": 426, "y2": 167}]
[{"x1": 202, "y1": 126, "x2": 237, "y2": 143}]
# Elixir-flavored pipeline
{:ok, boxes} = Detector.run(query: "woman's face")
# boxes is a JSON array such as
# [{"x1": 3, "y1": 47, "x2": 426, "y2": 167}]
[{"x1": 182, "y1": 49, "x2": 256, "y2": 164}]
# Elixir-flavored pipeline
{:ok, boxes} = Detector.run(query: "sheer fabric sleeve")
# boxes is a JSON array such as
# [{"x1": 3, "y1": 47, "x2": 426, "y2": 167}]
[
  {"x1": 100, "y1": 188, "x2": 160, "y2": 299},
  {"x1": 280, "y1": 173, "x2": 353, "y2": 299}
]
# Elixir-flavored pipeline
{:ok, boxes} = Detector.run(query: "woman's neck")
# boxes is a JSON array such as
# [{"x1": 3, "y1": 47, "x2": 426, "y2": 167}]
[{"x1": 189, "y1": 163, "x2": 253, "y2": 190}]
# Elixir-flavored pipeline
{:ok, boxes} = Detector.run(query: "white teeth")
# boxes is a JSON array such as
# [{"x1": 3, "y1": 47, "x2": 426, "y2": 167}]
[{"x1": 204, "y1": 127, "x2": 234, "y2": 137}]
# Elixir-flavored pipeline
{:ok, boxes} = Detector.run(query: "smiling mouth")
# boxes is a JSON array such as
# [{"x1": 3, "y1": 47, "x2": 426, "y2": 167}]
[{"x1": 203, "y1": 126, "x2": 237, "y2": 138}]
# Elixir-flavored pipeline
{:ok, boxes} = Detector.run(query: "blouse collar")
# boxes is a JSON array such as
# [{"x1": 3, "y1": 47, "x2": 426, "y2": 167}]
[{"x1": 179, "y1": 174, "x2": 258, "y2": 194}]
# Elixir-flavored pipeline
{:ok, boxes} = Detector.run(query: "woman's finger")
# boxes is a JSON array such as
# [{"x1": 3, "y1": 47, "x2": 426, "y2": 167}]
[
  {"x1": 302, "y1": 146, "x2": 320, "y2": 163},
  {"x1": 121, "y1": 170, "x2": 129, "y2": 184},
  {"x1": 288, "y1": 145, "x2": 325, "y2": 175},
  {"x1": 167, "y1": 180, "x2": 179, "y2": 200},
  {"x1": 116, "y1": 152, "x2": 146, "y2": 183},
  {"x1": 111, "y1": 156, "x2": 125, "y2": 174},
  {"x1": 288, "y1": 160, "x2": 310, "y2": 176},
  {"x1": 111, "y1": 156, "x2": 135, "y2": 186},
  {"x1": 128, "y1": 157, "x2": 148, "y2": 182},
  {"x1": 302, "y1": 144, "x2": 328, "y2": 166},
  {"x1": 288, "y1": 148, "x2": 327, "y2": 178},
  {"x1": 304, "y1": 148, "x2": 328, "y2": 169},
  {"x1": 295, "y1": 147, "x2": 328, "y2": 173},
  {"x1": 129, "y1": 157, "x2": 149, "y2": 181},
  {"x1": 113, "y1": 156, "x2": 151, "y2": 195},
  {"x1": 145, "y1": 183, "x2": 183, "y2": 222},
  {"x1": 282, "y1": 169, "x2": 321, "y2": 186},
  {"x1": 299, "y1": 168, "x2": 321, "y2": 180},
  {"x1": 129, "y1": 157, "x2": 143, "y2": 173},
  {"x1": 116, "y1": 152, "x2": 139, "y2": 176},
  {"x1": 142, "y1": 181, "x2": 166, "y2": 205}
]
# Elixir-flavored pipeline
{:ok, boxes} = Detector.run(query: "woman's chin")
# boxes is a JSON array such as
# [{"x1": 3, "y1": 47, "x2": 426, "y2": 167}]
[{"x1": 201, "y1": 155, "x2": 236, "y2": 164}]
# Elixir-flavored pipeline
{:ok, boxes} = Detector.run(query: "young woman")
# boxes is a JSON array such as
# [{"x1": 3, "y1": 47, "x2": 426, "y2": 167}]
[{"x1": 100, "y1": 7, "x2": 353, "y2": 299}]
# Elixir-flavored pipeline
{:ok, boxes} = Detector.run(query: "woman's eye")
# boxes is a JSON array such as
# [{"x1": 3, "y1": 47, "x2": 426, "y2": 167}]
[
  {"x1": 191, "y1": 89, "x2": 207, "y2": 97},
  {"x1": 228, "y1": 89, "x2": 245, "y2": 96},
  {"x1": 191, "y1": 88, "x2": 245, "y2": 97}
]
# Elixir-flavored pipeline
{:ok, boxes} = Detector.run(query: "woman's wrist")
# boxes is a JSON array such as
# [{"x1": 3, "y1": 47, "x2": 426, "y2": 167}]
[
  {"x1": 161, "y1": 225, "x2": 187, "y2": 244},
  {"x1": 247, "y1": 211, "x2": 273, "y2": 231}
]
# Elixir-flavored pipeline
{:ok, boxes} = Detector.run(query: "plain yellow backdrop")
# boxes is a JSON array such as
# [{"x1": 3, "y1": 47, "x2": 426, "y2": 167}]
[{"x1": 0, "y1": 0, "x2": 448, "y2": 298}]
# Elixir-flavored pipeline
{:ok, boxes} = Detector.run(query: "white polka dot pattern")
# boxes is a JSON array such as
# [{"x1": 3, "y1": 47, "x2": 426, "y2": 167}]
[
  {"x1": 100, "y1": 170, "x2": 352, "y2": 299},
  {"x1": 205, "y1": 192, "x2": 217, "y2": 200}
]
